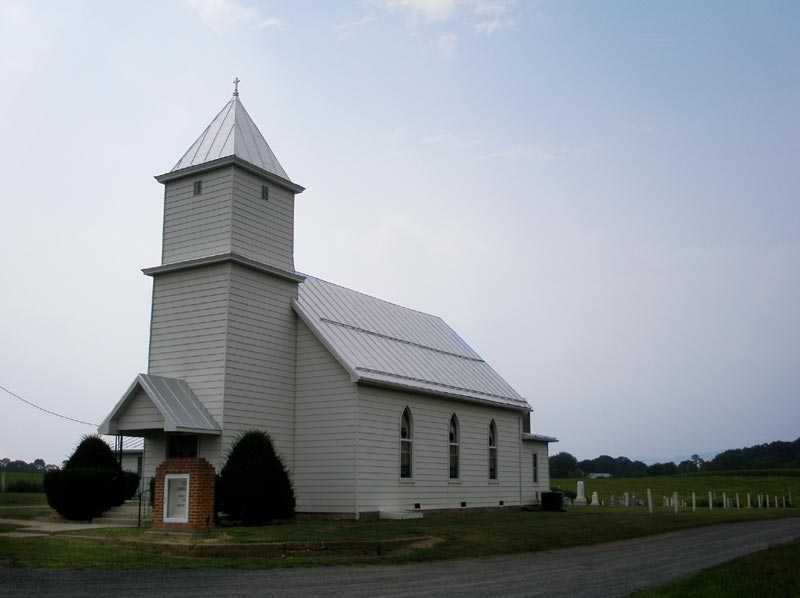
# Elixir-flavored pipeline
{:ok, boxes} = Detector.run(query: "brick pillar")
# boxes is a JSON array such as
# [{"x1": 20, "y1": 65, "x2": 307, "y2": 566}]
[{"x1": 151, "y1": 458, "x2": 215, "y2": 534}]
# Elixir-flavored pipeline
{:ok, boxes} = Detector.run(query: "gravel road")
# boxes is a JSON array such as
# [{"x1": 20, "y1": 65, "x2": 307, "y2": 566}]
[{"x1": 2, "y1": 517, "x2": 799, "y2": 598}]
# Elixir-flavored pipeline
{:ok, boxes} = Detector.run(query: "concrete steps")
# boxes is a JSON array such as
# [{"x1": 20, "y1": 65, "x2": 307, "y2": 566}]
[{"x1": 99, "y1": 500, "x2": 152, "y2": 526}]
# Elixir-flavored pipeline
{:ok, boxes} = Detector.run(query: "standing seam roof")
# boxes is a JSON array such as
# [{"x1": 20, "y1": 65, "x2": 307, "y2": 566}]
[
  {"x1": 171, "y1": 95, "x2": 290, "y2": 181},
  {"x1": 294, "y1": 276, "x2": 529, "y2": 410}
]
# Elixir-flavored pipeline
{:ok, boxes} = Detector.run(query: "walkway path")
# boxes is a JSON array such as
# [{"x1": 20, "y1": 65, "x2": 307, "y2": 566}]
[{"x1": 0, "y1": 517, "x2": 131, "y2": 538}]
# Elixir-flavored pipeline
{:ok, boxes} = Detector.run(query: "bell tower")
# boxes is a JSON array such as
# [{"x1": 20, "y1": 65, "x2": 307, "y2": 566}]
[{"x1": 140, "y1": 81, "x2": 305, "y2": 473}]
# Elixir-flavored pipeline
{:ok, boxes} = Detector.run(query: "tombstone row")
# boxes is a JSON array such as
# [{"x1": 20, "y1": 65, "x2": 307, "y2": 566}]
[{"x1": 571, "y1": 483, "x2": 793, "y2": 514}]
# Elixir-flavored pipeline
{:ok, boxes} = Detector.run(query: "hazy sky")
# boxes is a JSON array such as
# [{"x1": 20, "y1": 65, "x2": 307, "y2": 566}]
[{"x1": 1, "y1": 1, "x2": 798, "y2": 465}]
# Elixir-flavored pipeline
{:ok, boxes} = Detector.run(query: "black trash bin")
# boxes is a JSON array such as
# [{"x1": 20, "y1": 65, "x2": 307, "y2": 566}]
[{"x1": 540, "y1": 491, "x2": 564, "y2": 511}]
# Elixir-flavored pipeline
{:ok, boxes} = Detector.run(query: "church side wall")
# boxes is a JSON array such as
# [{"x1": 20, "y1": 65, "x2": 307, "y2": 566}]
[
  {"x1": 356, "y1": 386, "x2": 524, "y2": 513},
  {"x1": 221, "y1": 264, "x2": 298, "y2": 467},
  {"x1": 147, "y1": 264, "x2": 230, "y2": 428},
  {"x1": 230, "y1": 169, "x2": 295, "y2": 272},
  {"x1": 293, "y1": 320, "x2": 356, "y2": 514},
  {"x1": 521, "y1": 441, "x2": 551, "y2": 504},
  {"x1": 162, "y1": 167, "x2": 233, "y2": 264}
]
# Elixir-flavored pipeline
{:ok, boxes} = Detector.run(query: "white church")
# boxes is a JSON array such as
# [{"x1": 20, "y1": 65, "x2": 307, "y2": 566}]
[{"x1": 100, "y1": 85, "x2": 556, "y2": 518}]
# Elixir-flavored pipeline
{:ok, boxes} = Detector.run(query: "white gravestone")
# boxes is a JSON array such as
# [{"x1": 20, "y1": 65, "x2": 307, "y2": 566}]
[
  {"x1": 708, "y1": 491, "x2": 713, "y2": 511},
  {"x1": 590, "y1": 491, "x2": 600, "y2": 506},
  {"x1": 575, "y1": 481, "x2": 587, "y2": 506},
  {"x1": 623, "y1": 492, "x2": 630, "y2": 507}
]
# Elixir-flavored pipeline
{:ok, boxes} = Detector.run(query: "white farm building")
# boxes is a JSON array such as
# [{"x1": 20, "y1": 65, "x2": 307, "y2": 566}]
[{"x1": 100, "y1": 87, "x2": 557, "y2": 518}]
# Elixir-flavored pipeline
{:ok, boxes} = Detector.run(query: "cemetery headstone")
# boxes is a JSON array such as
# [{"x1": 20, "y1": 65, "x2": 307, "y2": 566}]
[{"x1": 575, "y1": 481, "x2": 587, "y2": 506}]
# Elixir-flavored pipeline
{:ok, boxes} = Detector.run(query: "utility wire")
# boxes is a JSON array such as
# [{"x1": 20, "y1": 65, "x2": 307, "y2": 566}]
[{"x1": 0, "y1": 383, "x2": 98, "y2": 427}]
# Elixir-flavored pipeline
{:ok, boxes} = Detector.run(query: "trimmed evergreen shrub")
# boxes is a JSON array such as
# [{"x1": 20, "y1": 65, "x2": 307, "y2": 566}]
[
  {"x1": 44, "y1": 435, "x2": 133, "y2": 521},
  {"x1": 218, "y1": 430, "x2": 295, "y2": 524}
]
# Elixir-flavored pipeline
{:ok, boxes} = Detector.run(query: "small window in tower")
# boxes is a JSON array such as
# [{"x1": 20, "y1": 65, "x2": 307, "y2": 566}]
[
  {"x1": 193, "y1": 181, "x2": 202, "y2": 196},
  {"x1": 261, "y1": 185, "x2": 269, "y2": 201}
]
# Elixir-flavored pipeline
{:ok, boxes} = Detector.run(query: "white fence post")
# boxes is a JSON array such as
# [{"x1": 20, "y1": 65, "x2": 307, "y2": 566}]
[
  {"x1": 647, "y1": 488, "x2": 653, "y2": 514},
  {"x1": 692, "y1": 492, "x2": 696, "y2": 512},
  {"x1": 708, "y1": 491, "x2": 713, "y2": 511}
]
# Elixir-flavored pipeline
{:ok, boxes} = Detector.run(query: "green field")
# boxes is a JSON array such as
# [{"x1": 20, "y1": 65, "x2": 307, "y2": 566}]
[
  {"x1": 552, "y1": 473, "x2": 799, "y2": 507},
  {"x1": 1, "y1": 472, "x2": 44, "y2": 492},
  {"x1": 633, "y1": 537, "x2": 800, "y2": 597}
]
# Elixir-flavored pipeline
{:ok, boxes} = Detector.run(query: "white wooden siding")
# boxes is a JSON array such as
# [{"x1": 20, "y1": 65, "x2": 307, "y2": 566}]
[
  {"x1": 521, "y1": 441, "x2": 551, "y2": 504},
  {"x1": 142, "y1": 435, "x2": 166, "y2": 481},
  {"x1": 162, "y1": 167, "x2": 234, "y2": 264},
  {"x1": 231, "y1": 169, "x2": 294, "y2": 272},
  {"x1": 221, "y1": 263, "x2": 299, "y2": 467},
  {"x1": 148, "y1": 265, "x2": 229, "y2": 428},
  {"x1": 356, "y1": 385, "x2": 525, "y2": 512},
  {"x1": 115, "y1": 389, "x2": 164, "y2": 432},
  {"x1": 293, "y1": 319, "x2": 356, "y2": 513}
]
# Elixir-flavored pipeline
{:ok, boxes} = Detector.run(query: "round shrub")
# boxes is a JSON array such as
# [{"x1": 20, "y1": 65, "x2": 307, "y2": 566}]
[
  {"x1": 45, "y1": 435, "x2": 131, "y2": 521},
  {"x1": 218, "y1": 430, "x2": 295, "y2": 524}
]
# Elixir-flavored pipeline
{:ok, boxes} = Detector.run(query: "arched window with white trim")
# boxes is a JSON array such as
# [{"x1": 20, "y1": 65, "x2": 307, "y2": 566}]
[
  {"x1": 400, "y1": 407, "x2": 413, "y2": 478},
  {"x1": 449, "y1": 414, "x2": 459, "y2": 479},
  {"x1": 488, "y1": 420, "x2": 498, "y2": 480}
]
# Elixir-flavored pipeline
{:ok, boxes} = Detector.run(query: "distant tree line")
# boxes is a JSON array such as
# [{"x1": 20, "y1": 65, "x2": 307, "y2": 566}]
[
  {"x1": 550, "y1": 437, "x2": 800, "y2": 478},
  {"x1": 0, "y1": 457, "x2": 59, "y2": 473}
]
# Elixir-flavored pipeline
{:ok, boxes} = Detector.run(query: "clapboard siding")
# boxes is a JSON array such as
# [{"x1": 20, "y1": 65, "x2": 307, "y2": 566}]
[
  {"x1": 148, "y1": 265, "x2": 229, "y2": 426},
  {"x1": 142, "y1": 435, "x2": 166, "y2": 481},
  {"x1": 230, "y1": 169, "x2": 294, "y2": 271},
  {"x1": 356, "y1": 385, "x2": 524, "y2": 512},
  {"x1": 293, "y1": 319, "x2": 356, "y2": 513},
  {"x1": 116, "y1": 389, "x2": 164, "y2": 431},
  {"x1": 521, "y1": 441, "x2": 551, "y2": 504},
  {"x1": 221, "y1": 264, "x2": 299, "y2": 467},
  {"x1": 162, "y1": 167, "x2": 234, "y2": 264}
]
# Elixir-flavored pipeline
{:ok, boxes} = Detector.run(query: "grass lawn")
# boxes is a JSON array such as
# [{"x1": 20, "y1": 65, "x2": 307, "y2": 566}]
[
  {"x1": 632, "y1": 537, "x2": 800, "y2": 597},
  {"x1": 1, "y1": 505, "x2": 797, "y2": 569},
  {"x1": 0, "y1": 492, "x2": 54, "y2": 521},
  {"x1": 552, "y1": 473, "x2": 799, "y2": 506}
]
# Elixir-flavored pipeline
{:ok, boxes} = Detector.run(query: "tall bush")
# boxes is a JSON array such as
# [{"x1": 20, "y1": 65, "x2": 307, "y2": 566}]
[
  {"x1": 44, "y1": 435, "x2": 133, "y2": 521},
  {"x1": 218, "y1": 430, "x2": 295, "y2": 524}
]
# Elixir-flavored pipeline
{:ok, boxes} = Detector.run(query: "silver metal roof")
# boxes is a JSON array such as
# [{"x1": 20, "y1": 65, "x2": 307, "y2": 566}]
[
  {"x1": 171, "y1": 95, "x2": 290, "y2": 181},
  {"x1": 522, "y1": 433, "x2": 559, "y2": 443},
  {"x1": 99, "y1": 374, "x2": 221, "y2": 435},
  {"x1": 294, "y1": 276, "x2": 530, "y2": 410}
]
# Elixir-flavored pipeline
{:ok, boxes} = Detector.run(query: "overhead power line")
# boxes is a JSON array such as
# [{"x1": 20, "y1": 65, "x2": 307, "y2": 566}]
[{"x1": 0, "y1": 383, "x2": 98, "y2": 427}]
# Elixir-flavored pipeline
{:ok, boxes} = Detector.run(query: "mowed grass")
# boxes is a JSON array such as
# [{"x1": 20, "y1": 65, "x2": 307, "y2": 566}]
[
  {"x1": 632, "y1": 537, "x2": 800, "y2": 597},
  {"x1": 552, "y1": 473, "x2": 799, "y2": 506},
  {"x1": 0, "y1": 492, "x2": 54, "y2": 521},
  {"x1": 1, "y1": 506, "x2": 797, "y2": 569}
]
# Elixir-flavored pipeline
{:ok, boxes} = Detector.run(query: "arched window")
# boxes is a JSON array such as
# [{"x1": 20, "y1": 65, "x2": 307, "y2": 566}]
[
  {"x1": 449, "y1": 414, "x2": 459, "y2": 479},
  {"x1": 400, "y1": 407, "x2": 413, "y2": 478},
  {"x1": 488, "y1": 420, "x2": 498, "y2": 480}
]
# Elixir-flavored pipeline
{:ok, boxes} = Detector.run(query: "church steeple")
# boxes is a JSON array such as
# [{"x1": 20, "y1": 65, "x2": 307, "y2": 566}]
[
  {"x1": 152, "y1": 84, "x2": 303, "y2": 271},
  {"x1": 167, "y1": 83, "x2": 294, "y2": 184}
]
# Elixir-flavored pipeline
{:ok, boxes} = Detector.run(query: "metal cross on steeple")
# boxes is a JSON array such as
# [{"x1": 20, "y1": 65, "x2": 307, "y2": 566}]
[{"x1": 233, "y1": 77, "x2": 241, "y2": 97}]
